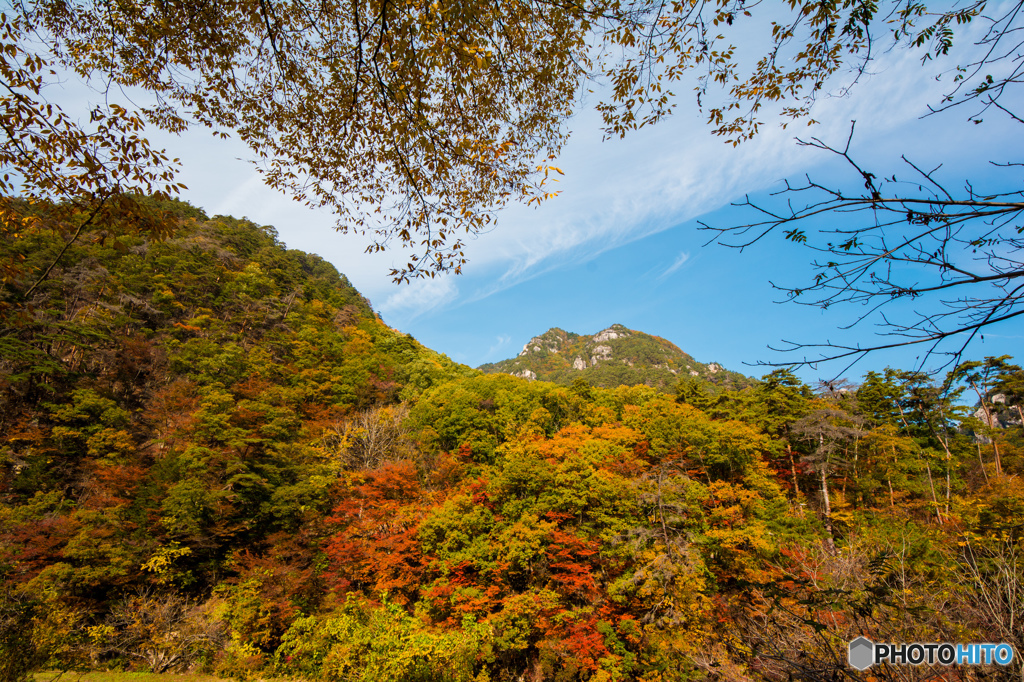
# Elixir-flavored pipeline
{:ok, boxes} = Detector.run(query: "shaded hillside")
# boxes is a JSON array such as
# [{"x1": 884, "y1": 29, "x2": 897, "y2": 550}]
[
  {"x1": 0, "y1": 198, "x2": 475, "y2": 670},
  {"x1": 478, "y1": 323, "x2": 752, "y2": 391}
]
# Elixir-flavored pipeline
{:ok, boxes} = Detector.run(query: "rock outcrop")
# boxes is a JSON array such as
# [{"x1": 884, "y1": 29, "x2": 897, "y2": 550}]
[{"x1": 479, "y1": 323, "x2": 752, "y2": 392}]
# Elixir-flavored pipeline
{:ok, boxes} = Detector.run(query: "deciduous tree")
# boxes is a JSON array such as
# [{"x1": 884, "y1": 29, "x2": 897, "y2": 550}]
[{"x1": 7, "y1": 0, "x2": 1014, "y2": 295}]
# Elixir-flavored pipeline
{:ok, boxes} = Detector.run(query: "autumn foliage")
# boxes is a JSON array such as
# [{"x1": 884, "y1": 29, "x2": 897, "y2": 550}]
[{"x1": 2, "y1": 202, "x2": 1023, "y2": 680}]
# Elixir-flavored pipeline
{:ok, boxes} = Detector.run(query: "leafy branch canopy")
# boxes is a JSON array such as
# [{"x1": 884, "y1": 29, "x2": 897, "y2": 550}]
[{"x1": 2, "y1": 0, "x2": 1000, "y2": 284}]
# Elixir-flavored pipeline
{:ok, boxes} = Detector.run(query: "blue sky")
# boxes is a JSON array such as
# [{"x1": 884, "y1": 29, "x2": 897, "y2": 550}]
[{"x1": 116, "y1": 13, "x2": 1024, "y2": 386}]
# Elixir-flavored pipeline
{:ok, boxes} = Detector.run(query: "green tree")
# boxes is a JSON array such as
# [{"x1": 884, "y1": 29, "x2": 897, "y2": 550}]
[
  {"x1": 952, "y1": 356, "x2": 1024, "y2": 477},
  {"x1": 744, "y1": 369, "x2": 812, "y2": 497},
  {"x1": 994, "y1": 360, "x2": 1024, "y2": 428},
  {"x1": 792, "y1": 404, "x2": 865, "y2": 552}
]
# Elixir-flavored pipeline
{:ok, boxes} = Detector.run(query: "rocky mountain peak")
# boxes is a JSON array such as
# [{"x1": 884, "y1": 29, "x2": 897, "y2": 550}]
[
  {"x1": 481, "y1": 324, "x2": 751, "y2": 392},
  {"x1": 517, "y1": 327, "x2": 579, "y2": 356},
  {"x1": 593, "y1": 324, "x2": 630, "y2": 343}
]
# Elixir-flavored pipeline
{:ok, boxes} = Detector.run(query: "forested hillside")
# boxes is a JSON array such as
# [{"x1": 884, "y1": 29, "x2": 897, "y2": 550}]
[
  {"x1": 1, "y1": 201, "x2": 1023, "y2": 681},
  {"x1": 479, "y1": 325, "x2": 752, "y2": 393}
]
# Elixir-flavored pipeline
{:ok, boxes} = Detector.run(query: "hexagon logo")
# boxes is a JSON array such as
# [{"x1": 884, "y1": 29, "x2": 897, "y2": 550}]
[{"x1": 849, "y1": 637, "x2": 875, "y2": 670}]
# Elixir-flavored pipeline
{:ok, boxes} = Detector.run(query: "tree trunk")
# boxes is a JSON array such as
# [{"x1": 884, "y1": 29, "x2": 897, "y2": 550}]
[
  {"x1": 788, "y1": 443, "x2": 800, "y2": 496},
  {"x1": 928, "y1": 408, "x2": 956, "y2": 516},
  {"x1": 977, "y1": 441, "x2": 990, "y2": 484},
  {"x1": 847, "y1": 438, "x2": 860, "y2": 503},
  {"x1": 924, "y1": 460, "x2": 942, "y2": 525},
  {"x1": 820, "y1": 462, "x2": 836, "y2": 554},
  {"x1": 841, "y1": 445, "x2": 849, "y2": 498},
  {"x1": 945, "y1": 460, "x2": 951, "y2": 516},
  {"x1": 889, "y1": 444, "x2": 897, "y2": 507},
  {"x1": 970, "y1": 380, "x2": 1002, "y2": 476}
]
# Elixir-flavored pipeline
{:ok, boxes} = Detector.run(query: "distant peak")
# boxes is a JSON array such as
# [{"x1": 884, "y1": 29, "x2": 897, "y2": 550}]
[
  {"x1": 482, "y1": 323, "x2": 752, "y2": 393},
  {"x1": 593, "y1": 324, "x2": 632, "y2": 343},
  {"x1": 517, "y1": 326, "x2": 577, "y2": 356}
]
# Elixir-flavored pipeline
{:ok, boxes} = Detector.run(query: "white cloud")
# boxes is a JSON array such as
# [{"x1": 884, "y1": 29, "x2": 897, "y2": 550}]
[
  {"x1": 485, "y1": 335, "x2": 513, "y2": 359},
  {"x1": 443, "y1": 35, "x2": 1007, "y2": 304},
  {"x1": 658, "y1": 251, "x2": 691, "y2": 280},
  {"x1": 378, "y1": 276, "x2": 459, "y2": 318},
  {"x1": 41, "y1": 18, "x2": 1016, "y2": 320}
]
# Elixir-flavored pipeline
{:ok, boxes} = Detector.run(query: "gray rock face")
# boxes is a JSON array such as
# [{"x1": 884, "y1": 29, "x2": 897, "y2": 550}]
[
  {"x1": 591, "y1": 344, "x2": 612, "y2": 365},
  {"x1": 573, "y1": 356, "x2": 587, "y2": 370},
  {"x1": 519, "y1": 330, "x2": 569, "y2": 356},
  {"x1": 594, "y1": 327, "x2": 628, "y2": 343},
  {"x1": 975, "y1": 405, "x2": 997, "y2": 427},
  {"x1": 512, "y1": 369, "x2": 537, "y2": 380}
]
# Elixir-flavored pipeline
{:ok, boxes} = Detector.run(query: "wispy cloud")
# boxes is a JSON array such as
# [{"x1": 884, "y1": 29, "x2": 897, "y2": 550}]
[
  {"x1": 379, "y1": 276, "x2": 458, "y2": 319},
  {"x1": 440, "y1": 40, "x2": 993, "y2": 305},
  {"x1": 114, "y1": 23, "x2": 1011, "y2": 320},
  {"x1": 658, "y1": 251, "x2": 692, "y2": 280},
  {"x1": 485, "y1": 334, "x2": 513, "y2": 359}
]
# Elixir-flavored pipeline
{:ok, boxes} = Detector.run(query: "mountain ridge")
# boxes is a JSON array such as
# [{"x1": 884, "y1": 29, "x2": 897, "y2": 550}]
[{"x1": 478, "y1": 323, "x2": 752, "y2": 392}]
